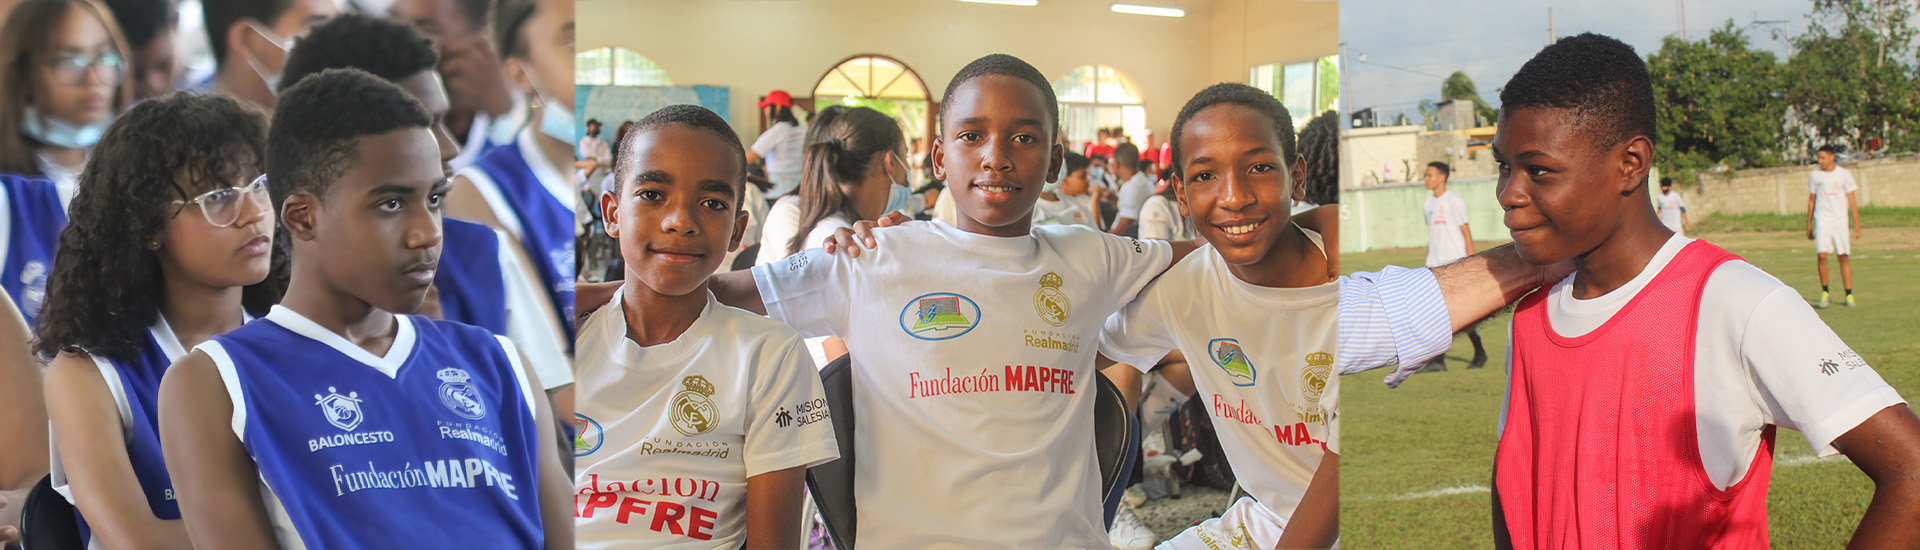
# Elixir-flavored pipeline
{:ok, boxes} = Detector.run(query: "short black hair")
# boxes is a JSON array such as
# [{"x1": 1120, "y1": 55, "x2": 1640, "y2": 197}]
[
  {"x1": 1063, "y1": 151, "x2": 1090, "y2": 176},
  {"x1": 939, "y1": 54, "x2": 1058, "y2": 134},
  {"x1": 201, "y1": 0, "x2": 293, "y2": 67},
  {"x1": 1114, "y1": 142, "x2": 1140, "y2": 170},
  {"x1": 586, "y1": 118, "x2": 601, "y2": 127},
  {"x1": 1427, "y1": 161, "x2": 1451, "y2": 177},
  {"x1": 1169, "y1": 83, "x2": 1296, "y2": 179},
  {"x1": 1499, "y1": 32, "x2": 1655, "y2": 152},
  {"x1": 1817, "y1": 145, "x2": 1837, "y2": 155},
  {"x1": 279, "y1": 14, "x2": 437, "y2": 94},
  {"x1": 493, "y1": 0, "x2": 535, "y2": 60},
  {"x1": 1660, "y1": 176, "x2": 1673, "y2": 186},
  {"x1": 267, "y1": 68, "x2": 432, "y2": 210},
  {"x1": 102, "y1": 0, "x2": 171, "y2": 49},
  {"x1": 1298, "y1": 110, "x2": 1340, "y2": 205},
  {"x1": 617, "y1": 104, "x2": 747, "y2": 200}
]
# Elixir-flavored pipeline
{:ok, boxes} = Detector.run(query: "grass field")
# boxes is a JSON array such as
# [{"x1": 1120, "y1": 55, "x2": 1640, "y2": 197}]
[{"x1": 1340, "y1": 211, "x2": 1920, "y2": 549}]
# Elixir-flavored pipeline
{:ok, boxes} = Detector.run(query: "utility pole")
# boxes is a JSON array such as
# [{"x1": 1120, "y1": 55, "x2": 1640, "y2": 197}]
[
  {"x1": 1549, "y1": 8, "x2": 1557, "y2": 43},
  {"x1": 1678, "y1": 0, "x2": 1688, "y2": 41}
]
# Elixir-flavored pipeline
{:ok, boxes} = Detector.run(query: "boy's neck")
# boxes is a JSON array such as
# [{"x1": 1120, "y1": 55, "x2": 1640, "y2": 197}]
[
  {"x1": 1116, "y1": 166, "x2": 1138, "y2": 181},
  {"x1": 1431, "y1": 184, "x2": 1447, "y2": 197},
  {"x1": 159, "y1": 274, "x2": 248, "y2": 350},
  {"x1": 1569, "y1": 210, "x2": 1674, "y2": 300},
  {"x1": 621, "y1": 279, "x2": 707, "y2": 347},
  {"x1": 1227, "y1": 222, "x2": 1327, "y2": 289},
  {"x1": 956, "y1": 213, "x2": 1033, "y2": 238},
  {"x1": 279, "y1": 268, "x2": 401, "y2": 355}
]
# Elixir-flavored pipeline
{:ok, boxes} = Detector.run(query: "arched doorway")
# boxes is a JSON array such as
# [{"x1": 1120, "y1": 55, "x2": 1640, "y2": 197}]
[
  {"x1": 1053, "y1": 65, "x2": 1146, "y2": 152},
  {"x1": 811, "y1": 54, "x2": 934, "y2": 175},
  {"x1": 575, "y1": 46, "x2": 672, "y2": 86}
]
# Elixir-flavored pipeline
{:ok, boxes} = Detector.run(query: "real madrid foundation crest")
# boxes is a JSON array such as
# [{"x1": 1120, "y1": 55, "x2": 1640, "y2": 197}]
[
  {"x1": 671, "y1": 375, "x2": 720, "y2": 436},
  {"x1": 1283, "y1": 351, "x2": 1332, "y2": 426},
  {"x1": 437, "y1": 368, "x2": 487, "y2": 420},
  {"x1": 1033, "y1": 271, "x2": 1070, "y2": 327}
]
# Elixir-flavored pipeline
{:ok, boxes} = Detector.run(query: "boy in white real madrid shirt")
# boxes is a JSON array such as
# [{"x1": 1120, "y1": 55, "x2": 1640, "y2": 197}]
[
  {"x1": 574, "y1": 104, "x2": 838, "y2": 549},
  {"x1": 1100, "y1": 84, "x2": 1339, "y2": 550}
]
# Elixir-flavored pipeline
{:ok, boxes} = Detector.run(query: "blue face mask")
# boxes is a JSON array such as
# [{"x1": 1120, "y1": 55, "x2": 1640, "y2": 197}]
[
  {"x1": 886, "y1": 182, "x2": 911, "y2": 214},
  {"x1": 1088, "y1": 166, "x2": 1108, "y2": 187},
  {"x1": 538, "y1": 94, "x2": 577, "y2": 145},
  {"x1": 22, "y1": 106, "x2": 111, "y2": 148}
]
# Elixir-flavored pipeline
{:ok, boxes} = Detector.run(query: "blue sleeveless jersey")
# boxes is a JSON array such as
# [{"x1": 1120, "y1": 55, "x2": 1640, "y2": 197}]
[
  {"x1": 1, "y1": 174, "x2": 67, "y2": 327},
  {"x1": 204, "y1": 308, "x2": 545, "y2": 548},
  {"x1": 72, "y1": 327, "x2": 184, "y2": 546},
  {"x1": 435, "y1": 219, "x2": 508, "y2": 335},
  {"x1": 469, "y1": 142, "x2": 574, "y2": 342}
]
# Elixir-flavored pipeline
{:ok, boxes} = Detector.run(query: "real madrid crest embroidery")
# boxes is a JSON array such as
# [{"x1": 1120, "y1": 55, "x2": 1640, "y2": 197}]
[
  {"x1": 671, "y1": 375, "x2": 720, "y2": 436},
  {"x1": 437, "y1": 368, "x2": 487, "y2": 420},
  {"x1": 314, "y1": 387, "x2": 365, "y2": 431},
  {"x1": 1287, "y1": 352, "x2": 1333, "y2": 425},
  {"x1": 1033, "y1": 271, "x2": 1070, "y2": 327}
]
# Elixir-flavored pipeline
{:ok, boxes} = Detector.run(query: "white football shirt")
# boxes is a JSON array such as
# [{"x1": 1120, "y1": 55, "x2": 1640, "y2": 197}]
[
  {"x1": 1423, "y1": 190, "x2": 1470, "y2": 267},
  {"x1": 1807, "y1": 166, "x2": 1857, "y2": 224}
]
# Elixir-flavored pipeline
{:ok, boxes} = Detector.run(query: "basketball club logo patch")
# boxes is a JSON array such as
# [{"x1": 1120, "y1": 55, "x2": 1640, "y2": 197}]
[
  {"x1": 1033, "y1": 272, "x2": 1070, "y2": 327},
  {"x1": 899, "y1": 292, "x2": 981, "y2": 340},
  {"x1": 671, "y1": 376, "x2": 719, "y2": 436},
  {"x1": 437, "y1": 368, "x2": 487, "y2": 420},
  {"x1": 1209, "y1": 339, "x2": 1257, "y2": 387},
  {"x1": 314, "y1": 387, "x2": 364, "y2": 431},
  {"x1": 573, "y1": 413, "x2": 604, "y2": 457}
]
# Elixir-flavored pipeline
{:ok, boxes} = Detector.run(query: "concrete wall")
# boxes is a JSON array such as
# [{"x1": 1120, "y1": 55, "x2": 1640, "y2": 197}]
[
  {"x1": 1685, "y1": 156, "x2": 1920, "y2": 217},
  {"x1": 1338, "y1": 176, "x2": 1511, "y2": 253},
  {"x1": 580, "y1": 0, "x2": 1339, "y2": 148},
  {"x1": 1341, "y1": 125, "x2": 1421, "y2": 187}
]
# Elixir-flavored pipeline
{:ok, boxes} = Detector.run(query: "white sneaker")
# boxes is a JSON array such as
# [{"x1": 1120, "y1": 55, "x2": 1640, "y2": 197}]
[{"x1": 1110, "y1": 500, "x2": 1157, "y2": 550}]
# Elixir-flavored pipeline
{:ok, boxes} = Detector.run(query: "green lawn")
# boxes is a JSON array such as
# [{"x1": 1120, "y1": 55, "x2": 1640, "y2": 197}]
[{"x1": 1340, "y1": 221, "x2": 1920, "y2": 548}]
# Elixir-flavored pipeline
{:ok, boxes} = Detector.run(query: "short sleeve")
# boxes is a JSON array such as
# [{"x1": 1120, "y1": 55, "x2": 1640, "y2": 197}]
[
  {"x1": 1138, "y1": 197, "x2": 1175, "y2": 241},
  {"x1": 1807, "y1": 173, "x2": 1818, "y2": 194},
  {"x1": 750, "y1": 125, "x2": 784, "y2": 156},
  {"x1": 1098, "y1": 283, "x2": 1179, "y2": 370},
  {"x1": 1451, "y1": 194, "x2": 1470, "y2": 225},
  {"x1": 1743, "y1": 287, "x2": 1905, "y2": 455},
  {"x1": 741, "y1": 335, "x2": 840, "y2": 477},
  {"x1": 752, "y1": 248, "x2": 852, "y2": 339},
  {"x1": 1117, "y1": 176, "x2": 1152, "y2": 219},
  {"x1": 1089, "y1": 232, "x2": 1174, "y2": 312},
  {"x1": 1844, "y1": 172, "x2": 1859, "y2": 193}
]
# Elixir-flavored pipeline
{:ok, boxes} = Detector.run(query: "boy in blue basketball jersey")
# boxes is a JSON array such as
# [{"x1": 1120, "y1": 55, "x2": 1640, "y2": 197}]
[{"x1": 157, "y1": 69, "x2": 571, "y2": 549}]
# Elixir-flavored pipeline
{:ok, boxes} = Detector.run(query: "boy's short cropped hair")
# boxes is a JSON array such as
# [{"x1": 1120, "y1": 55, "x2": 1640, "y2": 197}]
[
  {"x1": 1168, "y1": 83, "x2": 1296, "y2": 180},
  {"x1": 617, "y1": 104, "x2": 747, "y2": 201},
  {"x1": 266, "y1": 68, "x2": 431, "y2": 210},
  {"x1": 939, "y1": 54, "x2": 1058, "y2": 134},
  {"x1": 1499, "y1": 32, "x2": 1655, "y2": 152},
  {"x1": 1427, "y1": 161, "x2": 1451, "y2": 177}
]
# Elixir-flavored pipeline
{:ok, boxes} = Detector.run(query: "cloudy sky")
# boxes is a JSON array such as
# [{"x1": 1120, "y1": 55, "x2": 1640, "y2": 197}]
[{"x1": 1340, "y1": 0, "x2": 1823, "y2": 124}]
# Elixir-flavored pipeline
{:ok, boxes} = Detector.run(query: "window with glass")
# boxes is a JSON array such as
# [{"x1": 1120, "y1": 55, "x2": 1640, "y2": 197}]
[
  {"x1": 1250, "y1": 55, "x2": 1341, "y2": 131},
  {"x1": 1052, "y1": 65, "x2": 1147, "y2": 149},
  {"x1": 575, "y1": 47, "x2": 672, "y2": 86}
]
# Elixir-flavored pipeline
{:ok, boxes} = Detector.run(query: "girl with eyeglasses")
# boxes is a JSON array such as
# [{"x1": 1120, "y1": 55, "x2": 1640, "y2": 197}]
[
  {"x1": 0, "y1": 0, "x2": 133, "y2": 324},
  {"x1": 35, "y1": 92, "x2": 281, "y2": 550}
]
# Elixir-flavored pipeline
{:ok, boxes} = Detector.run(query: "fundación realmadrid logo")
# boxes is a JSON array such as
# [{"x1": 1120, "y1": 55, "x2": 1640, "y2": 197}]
[
  {"x1": 1033, "y1": 272, "x2": 1070, "y2": 327},
  {"x1": 671, "y1": 376, "x2": 720, "y2": 436},
  {"x1": 314, "y1": 387, "x2": 365, "y2": 431},
  {"x1": 437, "y1": 367, "x2": 487, "y2": 420},
  {"x1": 900, "y1": 292, "x2": 981, "y2": 340}
]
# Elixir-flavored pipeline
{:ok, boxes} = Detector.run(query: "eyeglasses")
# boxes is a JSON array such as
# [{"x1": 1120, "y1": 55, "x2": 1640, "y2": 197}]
[
  {"x1": 46, "y1": 51, "x2": 124, "y2": 86},
  {"x1": 174, "y1": 174, "x2": 271, "y2": 227}
]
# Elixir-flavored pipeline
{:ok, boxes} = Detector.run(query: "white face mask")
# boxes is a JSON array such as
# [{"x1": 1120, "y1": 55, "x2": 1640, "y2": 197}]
[
  {"x1": 21, "y1": 105, "x2": 111, "y2": 148},
  {"x1": 243, "y1": 20, "x2": 293, "y2": 94}
]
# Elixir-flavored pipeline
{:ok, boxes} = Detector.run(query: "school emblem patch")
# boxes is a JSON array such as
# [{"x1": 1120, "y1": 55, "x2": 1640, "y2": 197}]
[
  {"x1": 899, "y1": 292, "x2": 981, "y2": 340},
  {"x1": 1209, "y1": 339, "x2": 1257, "y2": 387},
  {"x1": 1033, "y1": 272, "x2": 1070, "y2": 327},
  {"x1": 573, "y1": 413, "x2": 604, "y2": 456},
  {"x1": 437, "y1": 368, "x2": 487, "y2": 420},
  {"x1": 314, "y1": 387, "x2": 364, "y2": 431},
  {"x1": 670, "y1": 376, "x2": 720, "y2": 436}
]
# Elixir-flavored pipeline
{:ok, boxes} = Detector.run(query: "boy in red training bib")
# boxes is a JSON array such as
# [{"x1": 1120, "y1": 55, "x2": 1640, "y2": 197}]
[{"x1": 1489, "y1": 33, "x2": 1920, "y2": 549}]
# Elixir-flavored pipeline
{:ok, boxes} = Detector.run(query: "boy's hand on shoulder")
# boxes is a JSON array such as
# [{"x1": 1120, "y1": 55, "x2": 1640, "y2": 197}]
[{"x1": 822, "y1": 211, "x2": 911, "y2": 258}]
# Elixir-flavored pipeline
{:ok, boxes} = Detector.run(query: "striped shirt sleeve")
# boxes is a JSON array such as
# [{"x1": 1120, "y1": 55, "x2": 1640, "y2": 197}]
[{"x1": 1338, "y1": 265, "x2": 1452, "y2": 388}]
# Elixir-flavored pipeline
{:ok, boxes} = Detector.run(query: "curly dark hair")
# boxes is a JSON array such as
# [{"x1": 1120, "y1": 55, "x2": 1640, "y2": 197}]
[
  {"x1": 34, "y1": 92, "x2": 280, "y2": 360},
  {"x1": 279, "y1": 13, "x2": 437, "y2": 95},
  {"x1": 939, "y1": 54, "x2": 1058, "y2": 134},
  {"x1": 1169, "y1": 83, "x2": 1296, "y2": 180},
  {"x1": 266, "y1": 68, "x2": 431, "y2": 211},
  {"x1": 1297, "y1": 110, "x2": 1339, "y2": 205},
  {"x1": 1500, "y1": 32, "x2": 1655, "y2": 152}
]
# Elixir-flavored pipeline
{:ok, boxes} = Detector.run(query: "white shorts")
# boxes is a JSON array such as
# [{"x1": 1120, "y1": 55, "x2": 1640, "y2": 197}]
[
  {"x1": 1157, "y1": 497, "x2": 1336, "y2": 550},
  {"x1": 1815, "y1": 219, "x2": 1851, "y2": 255}
]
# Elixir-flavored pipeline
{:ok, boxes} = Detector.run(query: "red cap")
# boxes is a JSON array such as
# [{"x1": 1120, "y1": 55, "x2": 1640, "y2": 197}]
[{"x1": 758, "y1": 90, "x2": 793, "y2": 109}]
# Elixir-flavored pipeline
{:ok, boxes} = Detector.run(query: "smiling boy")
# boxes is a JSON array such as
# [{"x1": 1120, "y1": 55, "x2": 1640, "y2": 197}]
[{"x1": 1487, "y1": 34, "x2": 1920, "y2": 549}]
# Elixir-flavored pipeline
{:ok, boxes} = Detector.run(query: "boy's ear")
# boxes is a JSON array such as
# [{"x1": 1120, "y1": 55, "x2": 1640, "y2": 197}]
[
  {"x1": 1617, "y1": 135, "x2": 1654, "y2": 197},
  {"x1": 1173, "y1": 174, "x2": 1191, "y2": 219},
  {"x1": 282, "y1": 191, "x2": 321, "y2": 242},
  {"x1": 929, "y1": 137, "x2": 948, "y2": 182},
  {"x1": 730, "y1": 208, "x2": 748, "y2": 253},
  {"x1": 599, "y1": 189, "x2": 619, "y2": 238},
  {"x1": 1046, "y1": 142, "x2": 1065, "y2": 183},
  {"x1": 1289, "y1": 155, "x2": 1308, "y2": 205}
]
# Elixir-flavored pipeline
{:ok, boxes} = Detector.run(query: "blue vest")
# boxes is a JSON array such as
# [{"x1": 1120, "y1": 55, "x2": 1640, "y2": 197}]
[
  {"x1": 434, "y1": 219, "x2": 508, "y2": 335},
  {"x1": 209, "y1": 311, "x2": 545, "y2": 548},
  {"x1": 75, "y1": 328, "x2": 182, "y2": 546},
  {"x1": 469, "y1": 143, "x2": 574, "y2": 341},
  {"x1": 0, "y1": 174, "x2": 67, "y2": 327}
]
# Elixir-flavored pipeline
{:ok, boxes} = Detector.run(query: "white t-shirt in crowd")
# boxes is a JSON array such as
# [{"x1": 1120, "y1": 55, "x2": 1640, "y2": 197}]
[
  {"x1": 751, "y1": 122, "x2": 808, "y2": 198},
  {"x1": 755, "y1": 195, "x2": 802, "y2": 267},
  {"x1": 1423, "y1": 190, "x2": 1470, "y2": 267},
  {"x1": 1657, "y1": 190, "x2": 1687, "y2": 235},
  {"x1": 752, "y1": 220, "x2": 1172, "y2": 549},
  {"x1": 1808, "y1": 166, "x2": 1858, "y2": 224},
  {"x1": 720, "y1": 184, "x2": 768, "y2": 272},
  {"x1": 577, "y1": 135, "x2": 611, "y2": 183},
  {"x1": 1032, "y1": 193, "x2": 1098, "y2": 228},
  {"x1": 1100, "y1": 231, "x2": 1337, "y2": 531},
  {"x1": 1115, "y1": 171, "x2": 1154, "y2": 221},
  {"x1": 1139, "y1": 194, "x2": 1195, "y2": 241},
  {"x1": 573, "y1": 288, "x2": 839, "y2": 549},
  {"x1": 1503, "y1": 234, "x2": 1906, "y2": 489}
]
